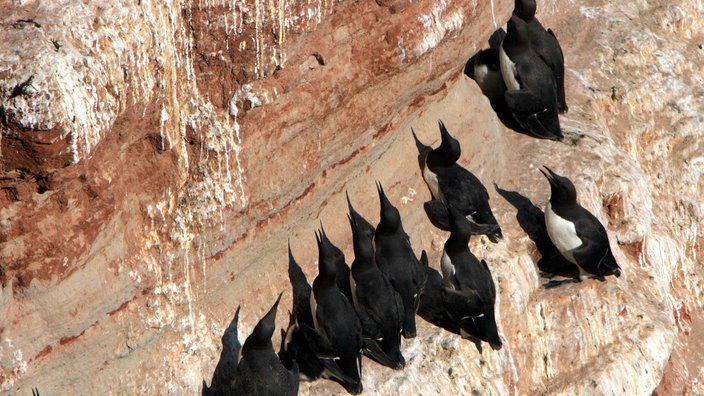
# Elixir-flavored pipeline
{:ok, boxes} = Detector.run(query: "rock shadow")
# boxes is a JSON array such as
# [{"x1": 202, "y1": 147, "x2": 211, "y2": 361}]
[
  {"x1": 494, "y1": 183, "x2": 580, "y2": 279},
  {"x1": 203, "y1": 306, "x2": 242, "y2": 395}
]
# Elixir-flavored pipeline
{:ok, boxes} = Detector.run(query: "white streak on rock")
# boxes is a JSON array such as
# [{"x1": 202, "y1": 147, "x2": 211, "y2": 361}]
[{"x1": 416, "y1": 0, "x2": 464, "y2": 56}]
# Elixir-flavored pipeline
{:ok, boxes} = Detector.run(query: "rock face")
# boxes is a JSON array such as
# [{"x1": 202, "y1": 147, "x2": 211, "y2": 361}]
[{"x1": 0, "y1": 0, "x2": 702, "y2": 394}]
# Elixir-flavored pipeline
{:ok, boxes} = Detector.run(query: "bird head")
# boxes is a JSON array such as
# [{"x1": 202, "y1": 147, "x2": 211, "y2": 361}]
[
  {"x1": 513, "y1": 0, "x2": 537, "y2": 22},
  {"x1": 540, "y1": 166, "x2": 577, "y2": 206},
  {"x1": 376, "y1": 181, "x2": 401, "y2": 233},
  {"x1": 437, "y1": 120, "x2": 461, "y2": 164},
  {"x1": 505, "y1": 15, "x2": 531, "y2": 49},
  {"x1": 316, "y1": 226, "x2": 341, "y2": 282},
  {"x1": 243, "y1": 293, "x2": 282, "y2": 352}
]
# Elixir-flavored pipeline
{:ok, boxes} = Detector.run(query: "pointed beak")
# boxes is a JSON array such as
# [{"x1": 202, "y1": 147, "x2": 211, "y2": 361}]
[
  {"x1": 346, "y1": 191, "x2": 360, "y2": 229},
  {"x1": 539, "y1": 166, "x2": 555, "y2": 183},
  {"x1": 438, "y1": 120, "x2": 450, "y2": 141},
  {"x1": 411, "y1": 128, "x2": 423, "y2": 150},
  {"x1": 411, "y1": 128, "x2": 431, "y2": 169},
  {"x1": 233, "y1": 305, "x2": 241, "y2": 324},
  {"x1": 347, "y1": 213, "x2": 356, "y2": 234},
  {"x1": 287, "y1": 238, "x2": 295, "y2": 262},
  {"x1": 271, "y1": 292, "x2": 283, "y2": 314},
  {"x1": 253, "y1": 292, "x2": 283, "y2": 341},
  {"x1": 376, "y1": 180, "x2": 389, "y2": 206},
  {"x1": 346, "y1": 189, "x2": 354, "y2": 213},
  {"x1": 319, "y1": 222, "x2": 329, "y2": 244},
  {"x1": 315, "y1": 229, "x2": 323, "y2": 249}
]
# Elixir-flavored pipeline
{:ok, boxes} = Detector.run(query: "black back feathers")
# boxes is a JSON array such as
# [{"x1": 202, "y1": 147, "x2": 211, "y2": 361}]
[
  {"x1": 347, "y1": 192, "x2": 406, "y2": 370},
  {"x1": 500, "y1": 15, "x2": 563, "y2": 141},
  {"x1": 414, "y1": 122, "x2": 503, "y2": 242},
  {"x1": 374, "y1": 181, "x2": 428, "y2": 339},
  {"x1": 440, "y1": 204, "x2": 502, "y2": 351},
  {"x1": 513, "y1": 0, "x2": 568, "y2": 113},
  {"x1": 540, "y1": 166, "x2": 622, "y2": 281},
  {"x1": 234, "y1": 293, "x2": 299, "y2": 396}
]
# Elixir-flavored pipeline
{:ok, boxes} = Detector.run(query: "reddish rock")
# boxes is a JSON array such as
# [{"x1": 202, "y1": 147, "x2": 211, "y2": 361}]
[{"x1": 653, "y1": 349, "x2": 689, "y2": 396}]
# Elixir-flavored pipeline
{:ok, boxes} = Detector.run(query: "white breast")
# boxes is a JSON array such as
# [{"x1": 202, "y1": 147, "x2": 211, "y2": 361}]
[
  {"x1": 283, "y1": 322, "x2": 297, "y2": 350},
  {"x1": 423, "y1": 165, "x2": 444, "y2": 201},
  {"x1": 310, "y1": 292, "x2": 319, "y2": 330},
  {"x1": 499, "y1": 45, "x2": 521, "y2": 91},
  {"x1": 350, "y1": 272, "x2": 359, "y2": 309},
  {"x1": 440, "y1": 251, "x2": 456, "y2": 287},
  {"x1": 544, "y1": 202, "x2": 582, "y2": 264}
]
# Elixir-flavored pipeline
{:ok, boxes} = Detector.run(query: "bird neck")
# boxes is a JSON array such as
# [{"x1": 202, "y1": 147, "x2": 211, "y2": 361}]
[
  {"x1": 317, "y1": 256, "x2": 339, "y2": 283},
  {"x1": 505, "y1": 17, "x2": 530, "y2": 51},
  {"x1": 352, "y1": 236, "x2": 374, "y2": 262},
  {"x1": 428, "y1": 146, "x2": 459, "y2": 168},
  {"x1": 549, "y1": 189, "x2": 577, "y2": 209},
  {"x1": 446, "y1": 232, "x2": 470, "y2": 252},
  {"x1": 378, "y1": 213, "x2": 401, "y2": 234}
]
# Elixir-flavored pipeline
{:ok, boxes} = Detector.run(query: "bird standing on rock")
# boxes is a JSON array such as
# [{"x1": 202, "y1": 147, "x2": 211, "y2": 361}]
[
  {"x1": 374, "y1": 181, "x2": 429, "y2": 339},
  {"x1": 307, "y1": 227, "x2": 364, "y2": 394},
  {"x1": 316, "y1": 226, "x2": 354, "y2": 305},
  {"x1": 513, "y1": 0, "x2": 568, "y2": 113},
  {"x1": 413, "y1": 121, "x2": 503, "y2": 241},
  {"x1": 540, "y1": 166, "x2": 621, "y2": 287},
  {"x1": 500, "y1": 15, "x2": 563, "y2": 140},
  {"x1": 232, "y1": 293, "x2": 299, "y2": 396},
  {"x1": 468, "y1": 48, "x2": 529, "y2": 134},
  {"x1": 440, "y1": 204, "x2": 502, "y2": 351},
  {"x1": 347, "y1": 192, "x2": 406, "y2": 370}
]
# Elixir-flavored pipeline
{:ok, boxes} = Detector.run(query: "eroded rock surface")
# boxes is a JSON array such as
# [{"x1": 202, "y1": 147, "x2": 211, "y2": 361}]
[{"x1": 0, "y1": 0, "x2": 702, "y2": 394}]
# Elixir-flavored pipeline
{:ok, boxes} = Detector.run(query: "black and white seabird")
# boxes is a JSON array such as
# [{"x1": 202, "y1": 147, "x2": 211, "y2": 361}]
[
  {"x1": 373, "y1": 181, "x2": 428, "y2": 339},
  {"x1": 500, "y1": 15, "x2": 563, "y2": 141},
  {"x1": 467, "y1": 48, "x2": 529, "y2": 134},
  {"x1": 468, "y1": 48, "x2": 506, "y2": 100},
  {"x1": 513, "y1": 0, "x2": 568, "y2": 113},
  {"x1": 441, "y1": 204, "x2": 502, "y2": 351},
  {"x1": 412, "y1": 121, "x2": 503, "y2": 242},
  {"x1": 280, "y1": 241, "x2": 324, "y2": 381},
  {"x1": 317, "y1": 225, "x2": 354, "y2": 305},
  {"x1": 202, "y1": 306, "x2": 241, "y2": 395},
  {"x1": 232, "y1": 293, "x2": 299, "y2": 396},
  {"x1": 347, "y1": 192, "x2": 405, "y2": 369},
  {"x1": 308, "y1": 227, "x2": 364, "y2": 394},
  {"x1": 540, "y1": 166, "x2": 621, "y2": 287}
]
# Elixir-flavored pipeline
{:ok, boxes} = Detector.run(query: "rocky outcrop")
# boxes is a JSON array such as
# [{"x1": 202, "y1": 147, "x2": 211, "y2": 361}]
[{"x1": 1, "y1": 0, "x2": 702, "y2": 394}]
